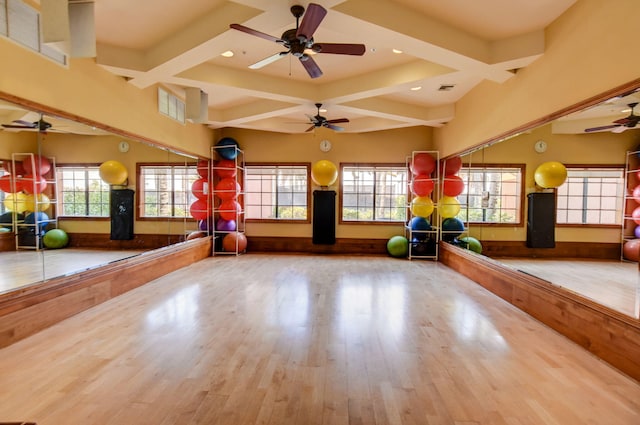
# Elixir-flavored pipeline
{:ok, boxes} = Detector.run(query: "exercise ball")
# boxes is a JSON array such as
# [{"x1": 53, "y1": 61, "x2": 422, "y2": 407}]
[
  {"x1": 191, "y1": 178, "x2": 210, "y2": 200},
  {"x1": 441, "y1": 156, "x2": 462, "y2": 176},
  {"x1": 633, "y1": 206, "x2": 640, "y2": 225},
  {"x1": 198, "y1": 218, "x2": 213, "y2": 231},
  {"x1": 411, "y1": 175, "x2": 434, "y2": 196},
  {"x1": 410, "y1": 196, "x2": 434, "y2": 218},
  {"x1": 0, "y1": 175, "x2": 22, "y2": 193},
  {"x1": 534, "y1": 161, "x2": 567, "y2": 188},
  {"x1": 215, "y1": 159, "x2": 237, "y2": 178},
  {"x1": 3, "y1": 160, "x2": 25, "y2": 175},
  {"x1": 441, "y1": 217, "x2": 465, "y2": 241},
  {"x1": 189, "y1": 199, "x2": 211, "y2": 220},
  {"x1": 25, "y1": 211, "x2": 49, "y2": 233},
  {"x1": 219, "y1": 199, "x2": 242, "y2": 221},
  {"x1": 622, "y1": 239, "x2": 640, "y2": 262},
  {"x1": 439, "y1": 196, "x2": 461, "y2": 218},
  {"x1": 410, "y1": 237, "x2": 437, "y2": 257},
  {"x1": 24, "y1": 193, "x2": 50, "y2": 212},
  {"x1": 443, "y1": 175, "x2": 465, "y2": 197},
  {"x1": 409, "y1": 216, "x2": 431, "y2": 240},
  {"x1": 386, "y1": 235, "x2": 408, "y2": 258},
  {"x1": 20, "y1": 174, "x2": 47, "y2": 194},
  {"x1": 410, "y1": 153, "x2": 436, "y2": 175},
  {"x1": 0, "y1": 212, "x2": 23, "y2": 227},
  {"x1": 215, "y1": 178, "x2": 241, "y2": 200},
  {"x1": 215, "y1": 137, "x2": 239, "y2": 160},
  {"x1": 22, "y1": 155, "x2": 51, "y2": 175},
  {"x1": 3, "y1": 193, "x2": 28, "y2": 213},
  {"x1": 43, "y1": 228, "x2": 69, "y2": 249},
  {"x1": 216, "y1": 218, "x2": 236, "y2": 231},
  {"x1": 99, "y1": 160, "x2": 128, "y2": 185},
  {"x1": 196, "y1": 159, "x2": 210, "y2": 179},
  {"x1": 636, "y1": 225, "x2": 640, "y2": 239},
  {"x1": 633, "y1": 185, "x2": 640, "y2": 204},
  {"x1": 311, "y1": 160, "x2": 338, "y2": 186},
  {"x1": 459, "y1": 236, "x2": 482, "y2": 254},
  {"x1": 222, "y1": 232, "x2": 248, "y2": 252},
  {"x1": 186, "y1": 231, "x2": 208, "y2": 240}
]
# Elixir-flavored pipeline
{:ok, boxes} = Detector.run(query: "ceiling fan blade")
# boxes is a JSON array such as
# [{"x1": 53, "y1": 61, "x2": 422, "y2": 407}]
[
  {"x1": 249, "y1": 52, "x2": 288, "y2": 69},
  {"x1": 584, "y1": 124, "x2": 621, "y2": 133},
  {"x1": 299, "y1": 55, "x2": 322, "y2": 78},
  {"x1": 305, "y1": 124, "x2": 316, "y2": 132},
  {"x1": 327, "y1": 118, "x2": 349, "y2": 124},
  {"x1": 312, "y1": 43, "x2": 366, "y2": 56},
  {"x1": 229, "y1": 23, "x2": 282, "y2": 44},
  {"x1": 296, "y1": 3, "x2": 327, "y2": 42},
  {"x1": 327, "y1": 124, "x2": 345, "y2": 132},
  {"x1": 11, "y1": 119, "x2": 38, "y2": 128},
  {"x1": 611, "y1": 125, "x2": 630, "y2": 133}
]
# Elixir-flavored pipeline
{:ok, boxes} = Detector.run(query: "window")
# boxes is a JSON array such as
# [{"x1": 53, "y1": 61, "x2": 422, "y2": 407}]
[
  {"x1": 556, "y1": 166, "x2": 624, "y2": 226},
  {"x1": 158, "y1": 87, "x2": 185, "y2": 124},
  {"x1": 341, "y1": 164, "x2": 407, "y2": 222},
  {"x1": 1, "y1": 0, "x2": 67, "y2": 65},
  {"x1": 244, "y1": 164, "x2": 310, "y2": 222},
  {"x1": 56, "y1": 165, "x2": 110, "y2": 217},
  {"x1": 138, "y1": 163, "x2": 198, "y2": 219},
  {"x1": 457, "y1": 165, "x2": 524, "y2": 224}
]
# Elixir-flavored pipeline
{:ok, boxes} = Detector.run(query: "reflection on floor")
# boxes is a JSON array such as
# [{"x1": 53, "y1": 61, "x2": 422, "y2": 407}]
[
  {"x1": 496, "y1": 258, "x2": 639, "y2": 317},
  {"x1": 0, "y1": 248, "x2": 144, "y2": 294}
]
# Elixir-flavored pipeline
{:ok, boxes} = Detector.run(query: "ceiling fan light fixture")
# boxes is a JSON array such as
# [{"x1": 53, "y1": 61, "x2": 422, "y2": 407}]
[
  {"x1": 392, "y1": 48, "x2": 403, "y2": 54},
  {"x1": 221, "y1": 50, "x2": 234, "y2": 57},
  {"x1": 410, "y1": 86, "x2": 422, "y2": 91}
]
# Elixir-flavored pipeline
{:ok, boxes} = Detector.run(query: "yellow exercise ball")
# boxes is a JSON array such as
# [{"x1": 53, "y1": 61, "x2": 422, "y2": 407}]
[
  {"x1": 99, "y1": 160, "x2": 128, "y2": 185},
  {"x1": 3, "y1": 192, "x2": 28, "y2": 213},
  {"x1": 25, "y1": 193, "x2": 50, "y2": 212},
  {"x1": 311, "y1": 160, "x2": 338, "y2": 186},
  {"x1": 534, "y1": 161, "x2": 567, "y2": 188},
  {"x1": 410, "y1": 196, "x2": 434, "y2": 218},
  {"x1": 440, "y1": 195, "x2": 461, "y2": 218}
]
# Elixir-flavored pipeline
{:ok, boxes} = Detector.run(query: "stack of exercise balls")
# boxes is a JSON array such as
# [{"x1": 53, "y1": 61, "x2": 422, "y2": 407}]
[
  {"x1": 624, "y1": 173, "x2": 640, "y2": 261},
  {"x1": 1, "y1": 155, "x2": 68, "y2": 249}
]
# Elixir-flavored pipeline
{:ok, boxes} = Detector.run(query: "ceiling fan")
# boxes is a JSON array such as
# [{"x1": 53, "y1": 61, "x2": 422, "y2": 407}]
[
  {"x1": 585, "y1": 102, "x2": 640, "y2": 133},
  {"x1": 1, "y1": 118, "x2": 52, "y2": 133},
  {"x1": 230, "y1": 3, "x2": 366, "y2": 78},
  {"x1": 304, "y1": 103, "x2": 349, "y2": 132}
]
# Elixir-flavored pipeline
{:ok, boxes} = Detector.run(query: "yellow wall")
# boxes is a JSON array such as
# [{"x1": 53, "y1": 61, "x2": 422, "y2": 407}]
[
  {"x1": 462, "y1": 124, "x2": 638, "y2": 243},
  {"x1": 435, "y1": 0, "x2": 640, "y2": 157},
  {"x1": 221, "y1": 126, "x2": 433, "y2": 239}
]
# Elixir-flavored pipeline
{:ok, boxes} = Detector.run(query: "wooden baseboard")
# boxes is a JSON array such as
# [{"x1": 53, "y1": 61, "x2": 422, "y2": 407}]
[
  {"x1": 65, "y1": 232, "x2": 185, "y2": 250},
  {"x1": 481, "y1": 240, "x2": 620, "y2": 259},
  {"x1": 439, "y1": 242, "x2": 640, "y2": 382},
  {"x1": 0, "y1": 232, "x2": 15, "y2": 251},
  {"x1": 247, "y1": 236, "x2": 388, "y2": 255},
  {"x1": 0, "y1": 237, "x2": 212, "y2": 348}
]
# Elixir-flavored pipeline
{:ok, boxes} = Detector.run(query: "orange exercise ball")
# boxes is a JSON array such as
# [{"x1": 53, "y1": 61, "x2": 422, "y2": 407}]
[
  {"x1": 222, "y1": 232, "x2": 248, "y2": 252},
  {"x1": 622, "y1": 239, "x2": 640, "y2": 262}
]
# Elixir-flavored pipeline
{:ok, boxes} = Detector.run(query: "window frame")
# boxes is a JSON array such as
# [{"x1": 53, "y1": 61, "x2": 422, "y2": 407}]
[
  {"x1": 555, "y1": 163, "x2": 625, "y2": 229},
  {"x1": 136, "y1": 162, "x2": 199, "y2": 222},
  {"x1": 55, "y1": 163, "x2": 110, "y2": 221},
  {"x1": 339, "y1": 162, "x2": 409, "y2": 225},
  {"x1": 457, "y1": 163, "x2": 526, "y2": 227},
  {"x1": 244, "y1": 162, "x2": 311, "y2": 224}
]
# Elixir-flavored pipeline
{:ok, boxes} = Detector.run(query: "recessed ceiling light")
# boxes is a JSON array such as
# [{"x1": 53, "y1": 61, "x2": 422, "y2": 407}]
[
  {"x1": 410, "y1": 86, "x2": 422, "y2": 91},
  {"x1": 392, "y1": 49, "x2": 403, "y2": 54},
  {"x1": 221, "y1": 50, "x2": 234, "y2": 58}
]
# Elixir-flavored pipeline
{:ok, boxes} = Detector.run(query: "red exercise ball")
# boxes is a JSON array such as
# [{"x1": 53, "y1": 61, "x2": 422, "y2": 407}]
[
  {"x1": 215, "y1": 178, "x2": 241, "y2": 200},
  {"x1": 633, "y1": 206, "x2": 640, "y2": 225},
  {"x1": 189, "y1": 199, "x2": 211, "y2": 220},
  {"x1": 222, "y1": 232, "x2": 247, "y2": 252},
  {"x1": 21, "y1": 174, "x2": 47, "y2": 194},
  {"x1": 215, "y1": 159, "x2": 237, "y2": 178},
  {"x1": 3, "y1": 161, "x2": 25, "y2": 176},
  {"x1": 196, "y1": 160, "x2": 210, "y2": 179},
  {"x1": 410, "y1": 153, "x2": 436, "y2": 176},
  {"x1": 22, "y1": 155, "x2": 51, "y2": 176},
  {"x1": 441, "y1": 156, "x2": 462, "y2": 176},
  {"x1": 633, "y1": 185, "x2": 640, "y2": 204},
  {"x1": 622, "y1": 239, "x2": 640, "y2": 262},
  {"x1": 191, "y1": 178, "x2": 210, "y2": 200},
  {"x1": 0, "y1": 175, "x2": 22, "y2": 193},
  {"x1": 219, "y1": 199, "x2": 242, "y2": 221},
  {"x1": 443, "y1": 175, "x2": 465, "y2": 197},
  {"x1": 411, "y1": 175, "x2": 434, "y2": 196}
]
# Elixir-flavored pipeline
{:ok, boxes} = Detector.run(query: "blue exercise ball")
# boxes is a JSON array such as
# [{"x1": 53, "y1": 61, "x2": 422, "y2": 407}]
[
  {"x1": 409, "y1": 216, "x2": 431, "y2": 240},
  {"x1": 441, "y1": 217, "x2": 465, "y2": 241},
  {"x1": 24, "y1": 212, "x2": 49, "y2": 233},
  {"x1": 215, "y1": 137, "x2": 239, "y2": 160}
]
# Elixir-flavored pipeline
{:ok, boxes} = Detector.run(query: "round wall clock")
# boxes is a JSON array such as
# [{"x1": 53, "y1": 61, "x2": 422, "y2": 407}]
[
  {"x1": 118, "y1": 141, "x2": 130, "y2": 153},
  {"x1": 534, "y1": 140, "x2": 547, "y2": 153},
  {"x1": 320, "y1": 139, "x2": 332, "y2": 152}
]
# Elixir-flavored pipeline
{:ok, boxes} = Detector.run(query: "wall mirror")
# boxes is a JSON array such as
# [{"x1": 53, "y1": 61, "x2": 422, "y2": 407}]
[
  {"x1": 0, "y1": 97, "x2": 201, "y2": 294},
  {"x1": 455, "y1": 81, "x2": 640, "y2": 319}
]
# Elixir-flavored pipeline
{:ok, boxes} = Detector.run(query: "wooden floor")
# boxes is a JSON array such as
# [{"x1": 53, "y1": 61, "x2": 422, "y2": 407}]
[
  {"x1": 0, "y1": 249, "x2": 143, "y2": 294},
  {"x1": 497, "y1": 258, "x2": 639, "y2": 317},
  {"x1": 0, "y1": 254, "x2": 638, "y2": 425}
]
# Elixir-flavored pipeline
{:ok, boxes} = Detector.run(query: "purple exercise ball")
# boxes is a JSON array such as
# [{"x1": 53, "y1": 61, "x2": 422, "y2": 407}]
[
  {"x1": 198, "y1": 219, "x2": 213, "y2": 231},
  {"x1": 216, "y1": 218, "x2": 236, "y2": 231},
  {"x1": 635, "y1": 225, "x2": 640, "y2": 239}
]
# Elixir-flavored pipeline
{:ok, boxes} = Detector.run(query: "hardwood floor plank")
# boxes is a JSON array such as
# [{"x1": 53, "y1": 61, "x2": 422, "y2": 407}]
[{"x1": 0, "y1": 254, "x2": 639, "y2": 424}]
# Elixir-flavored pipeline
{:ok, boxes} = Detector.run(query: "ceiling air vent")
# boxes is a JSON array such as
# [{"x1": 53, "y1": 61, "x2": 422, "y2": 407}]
[{"x1": 438, "y1": 84, "x2": 456, "y2": 91}]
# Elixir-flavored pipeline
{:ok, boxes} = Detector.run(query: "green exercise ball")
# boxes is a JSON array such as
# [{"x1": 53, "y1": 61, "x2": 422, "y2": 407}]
[
  {"x1": 43, "y1": 229, "x2": 69, "y2": 249},
  {"x1": 460, "y1": 236, "x2": 482, "y2": 254},
  {"x1": 386, "y1": 235, "x2": 408, "y2": 258}
]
